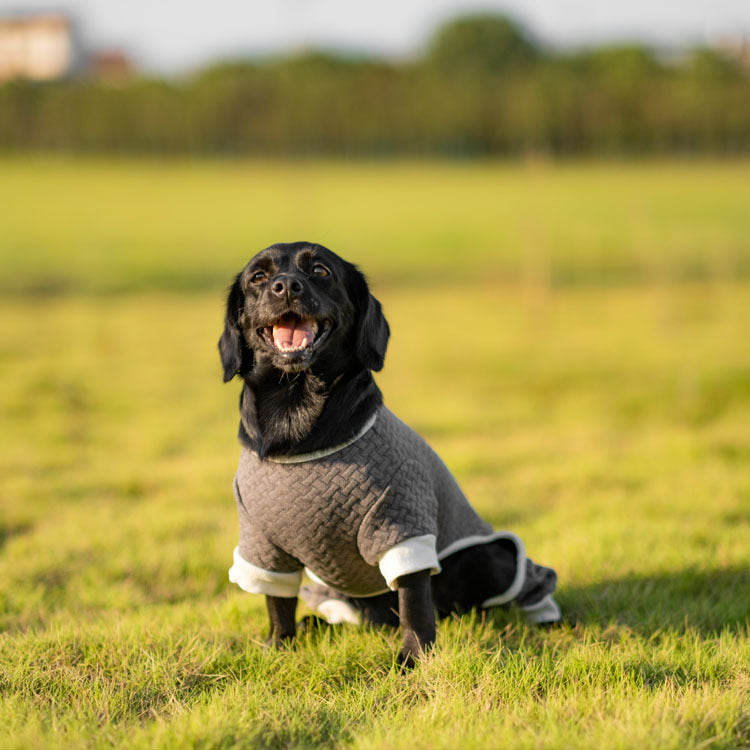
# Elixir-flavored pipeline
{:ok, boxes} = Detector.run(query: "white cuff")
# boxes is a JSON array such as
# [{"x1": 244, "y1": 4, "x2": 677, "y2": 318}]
[
  {"x1": 317, "y1": 600, "x2": 362, "y2": 625},
  {"x1": 378, "y1": 534, "x2": 440, "y2": 591},
  {"x1": 520, "y1": 594, "x2": 562, "y2": 624},
  {"x1": 228, "y1": 547, "x2": 302, "y2": 598}
]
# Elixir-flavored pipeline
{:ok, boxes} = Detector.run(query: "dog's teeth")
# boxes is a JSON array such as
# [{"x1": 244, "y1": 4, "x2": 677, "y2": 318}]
[
  {"x1": 311, "y1": 322, "x2": 319, "y2": 334},
  {"x1": 276, "y1": 340, "x2": 310, "y2": 353}
]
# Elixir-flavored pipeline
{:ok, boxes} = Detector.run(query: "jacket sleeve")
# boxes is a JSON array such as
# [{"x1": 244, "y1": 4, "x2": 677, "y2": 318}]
[
  {"x1": 228, "y1": 476, "x2": 303, "y2": 598},
  {"x1": 357, "y1": 459, "x2": 441, "y2": 590}
]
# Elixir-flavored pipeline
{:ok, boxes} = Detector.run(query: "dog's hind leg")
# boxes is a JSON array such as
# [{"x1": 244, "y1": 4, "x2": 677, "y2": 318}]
[
  {"x1": 432, "y1": 537, "x2": 562, "y2": 625},
  {"x1": 513, "y1": 560, "x2": 561, "y2": 624}
]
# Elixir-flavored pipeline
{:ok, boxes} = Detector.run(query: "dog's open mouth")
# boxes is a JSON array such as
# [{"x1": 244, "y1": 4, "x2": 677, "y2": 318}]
[{"x1": 261, "y1": 313, "x2": 328, "y2": 356}]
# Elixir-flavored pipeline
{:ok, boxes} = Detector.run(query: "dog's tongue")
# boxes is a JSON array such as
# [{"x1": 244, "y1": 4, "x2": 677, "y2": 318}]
[{"x1": 273, "y1": 314, "x2": 315, "y2": 349}]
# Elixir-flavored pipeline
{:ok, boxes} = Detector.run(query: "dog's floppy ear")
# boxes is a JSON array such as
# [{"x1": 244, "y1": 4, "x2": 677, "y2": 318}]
[
  {"x1": 348, "y1": 264, "x2": 390, "y2": 372},
  {"x1": 218, "y1": 273, "x2": 253, "y2": 382}
]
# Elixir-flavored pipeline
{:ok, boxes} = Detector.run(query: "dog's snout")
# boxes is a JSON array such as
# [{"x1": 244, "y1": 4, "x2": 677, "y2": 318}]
[{"x1": 271, "y1": 274, "x2": 304, "y2": 300}]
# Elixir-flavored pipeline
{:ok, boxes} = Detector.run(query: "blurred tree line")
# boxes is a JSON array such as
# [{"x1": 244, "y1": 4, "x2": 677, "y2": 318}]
[{"x1": 1, "y1": 14, "x2": 749, "y2": 156}]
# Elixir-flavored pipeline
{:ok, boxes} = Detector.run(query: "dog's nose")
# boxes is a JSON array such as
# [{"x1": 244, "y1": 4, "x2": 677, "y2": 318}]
[{"x1": 271, "y1": 274, "x2": 305, "y2": 300}]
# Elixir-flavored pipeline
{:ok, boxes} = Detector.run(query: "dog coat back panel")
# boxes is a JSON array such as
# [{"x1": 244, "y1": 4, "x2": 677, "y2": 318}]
[{"x1": 233, "y1": 406, "x2": 492, "y2": 596}]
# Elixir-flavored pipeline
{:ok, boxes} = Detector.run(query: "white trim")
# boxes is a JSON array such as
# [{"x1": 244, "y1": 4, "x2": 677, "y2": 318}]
[
  {"x1": 378, "y1": 534, "x2": 440, "y2": 591},
  {"x1": 264, "y1": 412, "x2": 378, "y2": 464},
  {"x1": 317, "y1": 599, "x2": 362, "y2": 625},
  {"x1": 438, "y1": 530, "x2": 522, "y2": 561},
  {"x1": 304, "y1": 567, "x2": 329, "y2": 589},
  {"x1": 228, "y1": 547, "x2": 302, "y2": 598},
  {"x1": 436, "y1": 531, "x2": 527, "y2": 608},
  {"x1": 520, "y1": 594, "x2": 562, "y2": 624}
]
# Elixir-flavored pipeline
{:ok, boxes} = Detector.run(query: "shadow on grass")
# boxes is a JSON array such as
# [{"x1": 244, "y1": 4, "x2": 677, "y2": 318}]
[
  {"x1": 560, "y1": 564, "x2": 750, "y2": 634},
  {"x1": 0, "y1": 521, "x2": 33, "y2": 552}
]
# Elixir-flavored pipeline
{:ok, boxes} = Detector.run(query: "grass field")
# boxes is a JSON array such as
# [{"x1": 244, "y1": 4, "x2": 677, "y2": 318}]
[{"x1": 1, "y1": 158, "x2": 749, "y2": 749}]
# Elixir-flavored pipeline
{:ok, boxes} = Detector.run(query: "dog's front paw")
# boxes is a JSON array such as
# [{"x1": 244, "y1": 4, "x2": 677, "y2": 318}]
[
  {"x1": 264, "y1": 632, "x2": 295, "y2": 649},
  {"x1": 296, "y1": 615, "x2": 333, "y2": 637},
  {"x1": 396, "y1": 629, "x2": 433, "y2": 670},
  {"x1": 396, "y1": 646, "x2": 420, "y2": 671}
]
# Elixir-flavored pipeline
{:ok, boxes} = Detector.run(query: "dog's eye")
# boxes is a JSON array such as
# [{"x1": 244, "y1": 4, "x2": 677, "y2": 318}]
[
  {"x1": 312, "y1": 264, "x2": 330, "y2": 278},
  {"x1": 250, "y1": 271, "x2": 267, "y2": 284}
]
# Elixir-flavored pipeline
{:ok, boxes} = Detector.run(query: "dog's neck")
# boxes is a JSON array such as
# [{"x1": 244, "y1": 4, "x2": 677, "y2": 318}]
[{"x1": 237, "y1": 364, "x2": 382, "y2": 459}]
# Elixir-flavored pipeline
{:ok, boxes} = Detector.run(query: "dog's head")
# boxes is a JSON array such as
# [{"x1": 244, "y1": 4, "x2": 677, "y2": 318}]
[{"x1": 219, "y1": 242, "x2": 389, "y2": 380}]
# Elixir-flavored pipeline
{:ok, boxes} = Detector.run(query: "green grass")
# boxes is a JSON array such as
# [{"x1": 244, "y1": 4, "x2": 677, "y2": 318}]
[
  {"x1": 1, "y1": 158, "x2": 749, "y2": 749},
  {"x1": 1, "y1": 157, "x2": 750, "y2": 292}
]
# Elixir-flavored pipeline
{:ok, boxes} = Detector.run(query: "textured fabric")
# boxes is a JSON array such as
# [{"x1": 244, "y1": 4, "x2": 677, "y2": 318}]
[{"x1": 232, "y1": 406, "x2": 492, "y2": 596}]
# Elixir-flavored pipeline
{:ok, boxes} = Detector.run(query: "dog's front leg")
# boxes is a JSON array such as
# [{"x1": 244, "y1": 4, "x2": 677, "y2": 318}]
[
  {"x1": 396, "y1": 570, "x2": 436, "y2": 668},
  {"x1": 265, "y1": 595, "x2": 297, "y2": 647}
]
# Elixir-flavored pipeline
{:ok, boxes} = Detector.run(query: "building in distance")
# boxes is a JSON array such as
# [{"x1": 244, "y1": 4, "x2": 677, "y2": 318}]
[
  {"x1": 0, "y1": 13, "x2": 75, "y2": 82},
  {"x1": 0, "y1": 12, "x2": 136, "y2": 83}
]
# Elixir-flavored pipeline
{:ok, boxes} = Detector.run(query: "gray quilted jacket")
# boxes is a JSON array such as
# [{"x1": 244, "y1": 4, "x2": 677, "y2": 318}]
[{"x1": 230, "y1": 406, "x2": 501, "y2": 597}]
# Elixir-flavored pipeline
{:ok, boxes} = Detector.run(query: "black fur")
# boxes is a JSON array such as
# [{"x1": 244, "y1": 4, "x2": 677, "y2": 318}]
[
  {"x1": 265, "y1": 595, "x2": 298, "y2": 647},
  {"x1": 219, "y1": 242, "x2": 389, "y2": 459},
  {"x1": 218, "y1": 273, "x2": 254, "y2": 382},
  {"x1": 396, "y1": 571, "x2": 436, "y2": 668},
  {"x1": 220, "y1": 242, "x2": 444, "y2": 662}
]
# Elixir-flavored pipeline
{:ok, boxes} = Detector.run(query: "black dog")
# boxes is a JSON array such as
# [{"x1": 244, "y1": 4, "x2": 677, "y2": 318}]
[{"x1": 220, "y1": 242, "x2": 559, "y2": 666}]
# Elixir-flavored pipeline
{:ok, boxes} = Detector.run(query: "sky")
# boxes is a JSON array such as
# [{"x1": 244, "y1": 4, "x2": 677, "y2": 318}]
[{"x1": 3, "y1": 0, "x2": 750, "y2": 74}]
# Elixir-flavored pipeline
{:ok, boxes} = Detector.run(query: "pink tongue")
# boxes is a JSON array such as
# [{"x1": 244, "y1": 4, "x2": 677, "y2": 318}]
[{"x1": 273, "y1": 316, "x2": 315, "y2": 349}]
